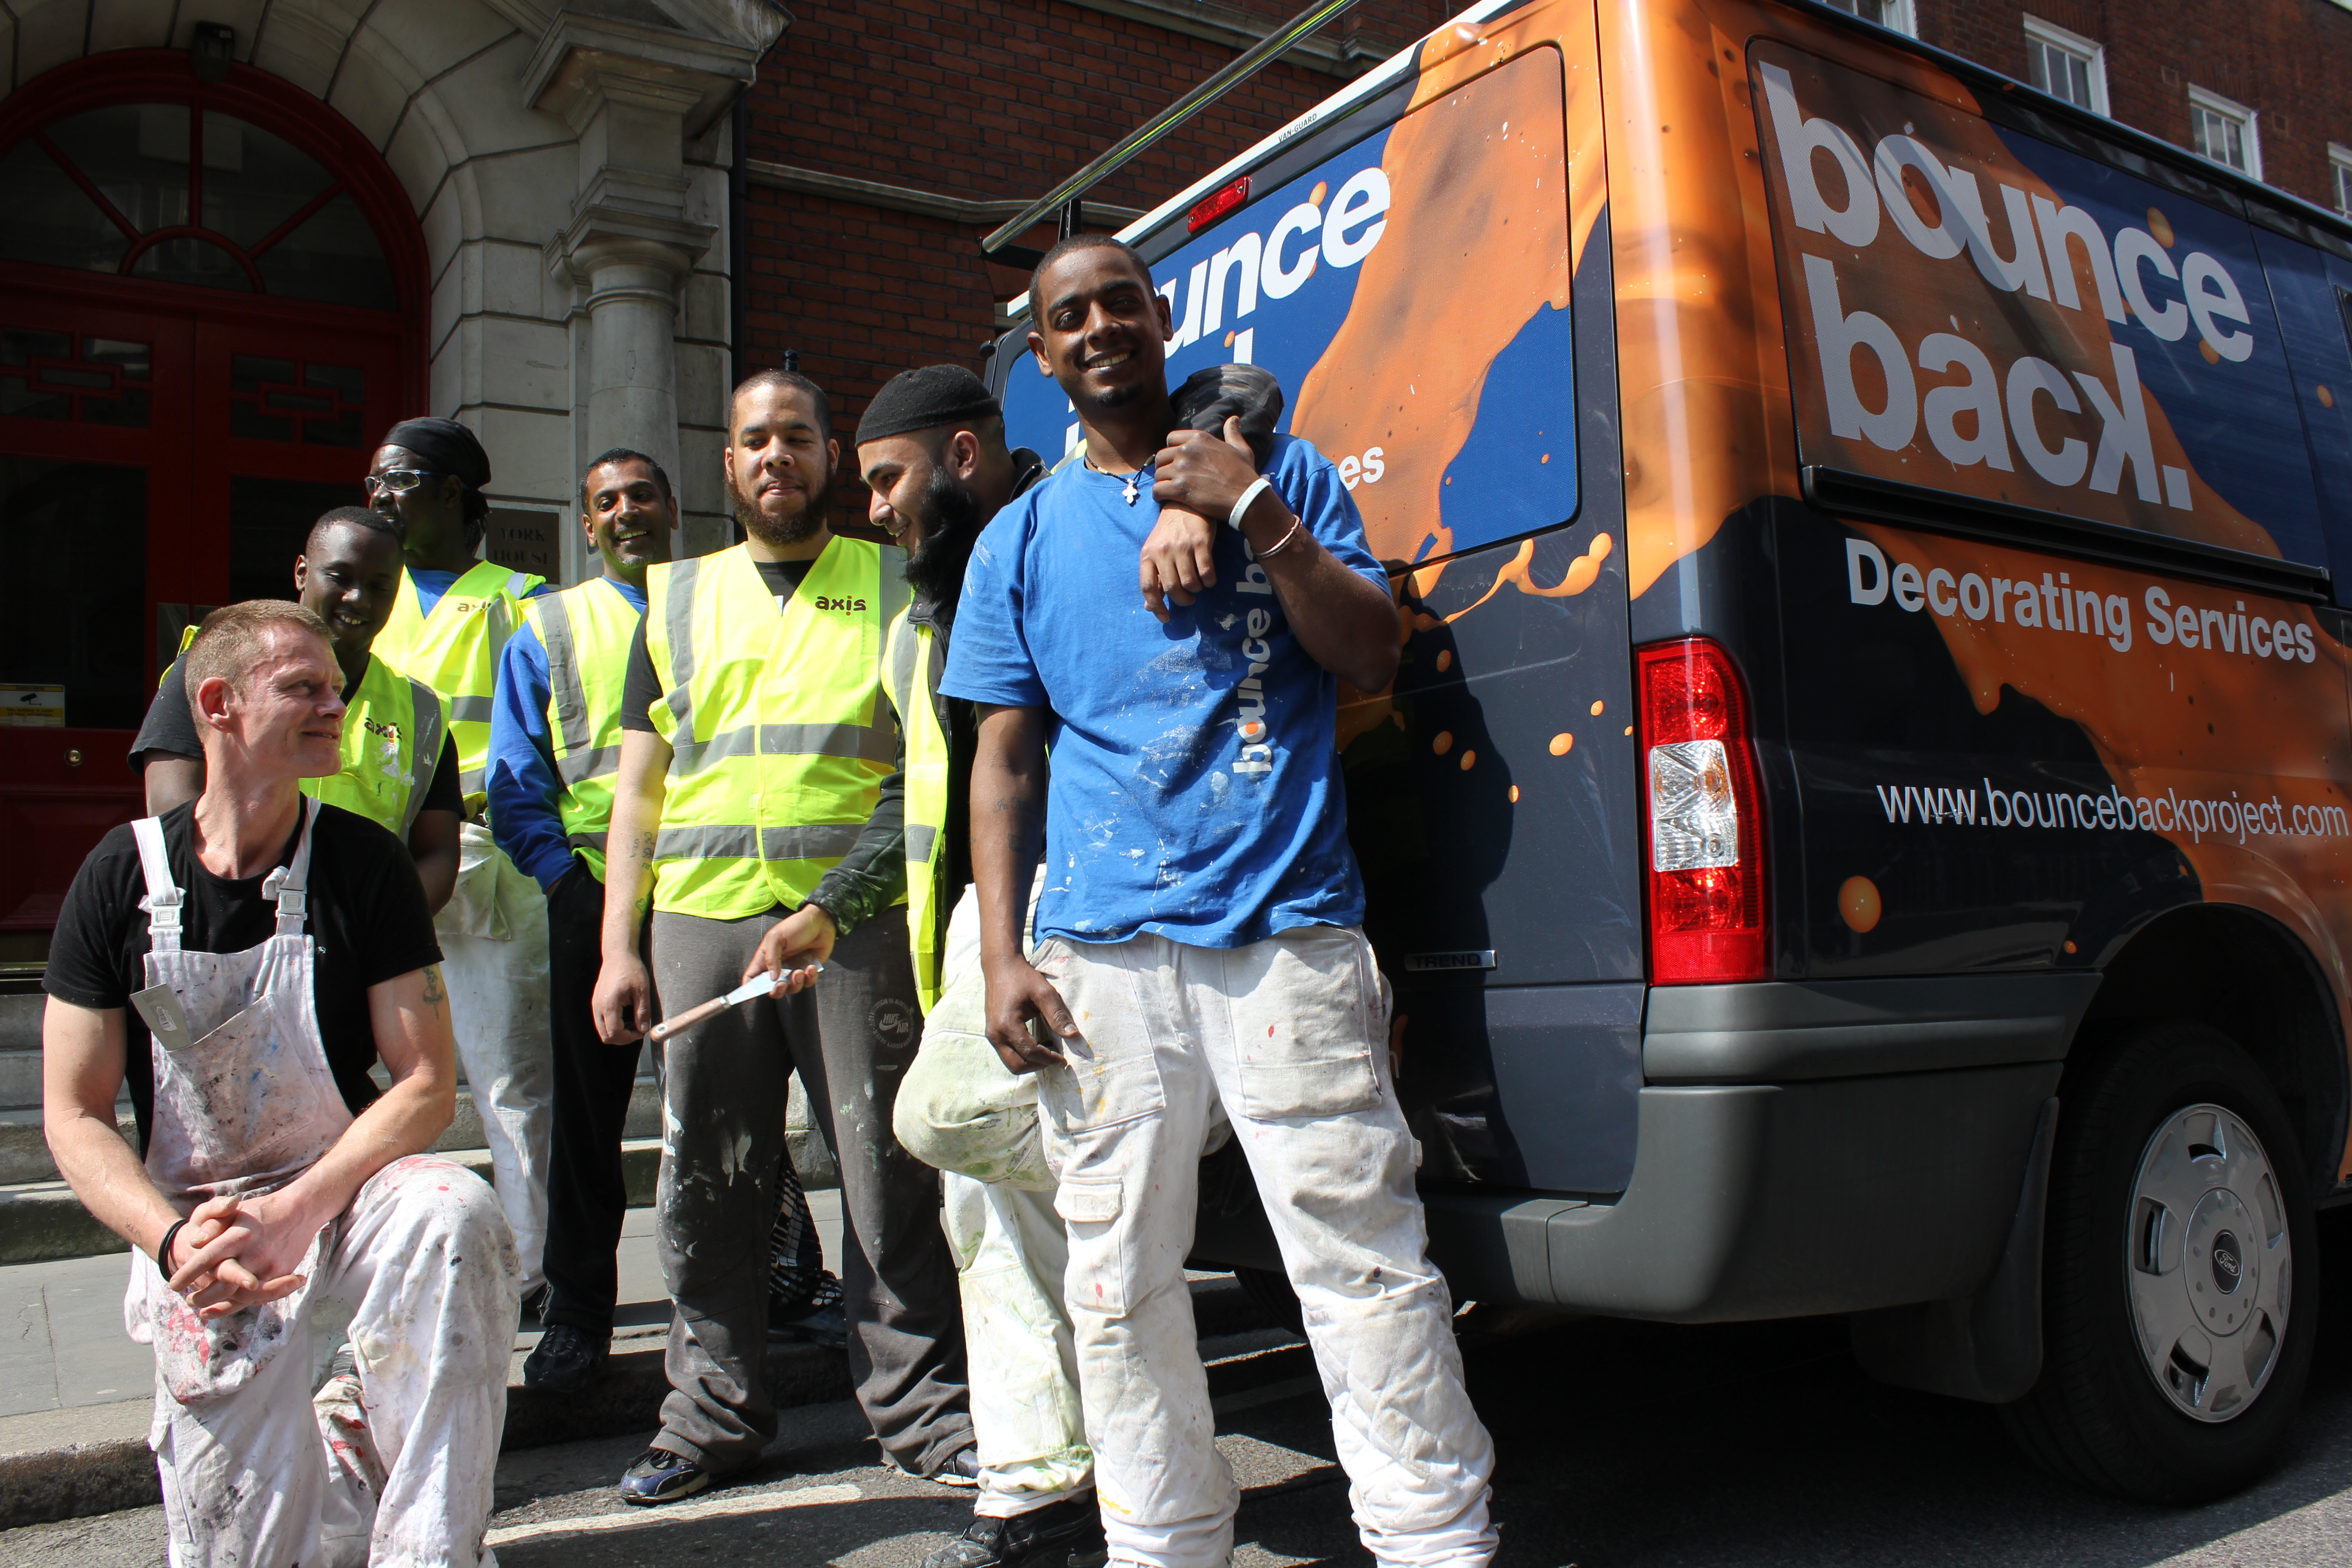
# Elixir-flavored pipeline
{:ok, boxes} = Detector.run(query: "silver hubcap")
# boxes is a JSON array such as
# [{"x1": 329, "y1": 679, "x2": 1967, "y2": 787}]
[{"x1": 2125, "y1": 1103, "x2": 2291, "y2": 1422}]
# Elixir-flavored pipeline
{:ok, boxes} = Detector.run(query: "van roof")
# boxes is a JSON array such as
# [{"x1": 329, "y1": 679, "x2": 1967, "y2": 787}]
[{"x1": 1000, "y1": 0, "x2": 2352, "y2": 320}]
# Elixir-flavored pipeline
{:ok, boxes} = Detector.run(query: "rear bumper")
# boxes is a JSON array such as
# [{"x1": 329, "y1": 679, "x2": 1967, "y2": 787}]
[{"x1": 1422, "y1": 973, "x2": 2099, "y2": 1319}]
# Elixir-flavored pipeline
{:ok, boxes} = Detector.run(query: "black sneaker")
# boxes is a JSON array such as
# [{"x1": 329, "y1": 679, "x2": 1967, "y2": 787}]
[
  {"x1": 523, "y1": 1324, "x2": 609, "y2": 1395},
  {"x1": 619, "y1": 1447, "x2": 710, "y2": 1505},
  {"x1": 768, "y1": 1295, "x2": 850, "y2": 1351},
  {"x1": 921, "y1": 1492, "x2": 1107, "y2": 1568}
]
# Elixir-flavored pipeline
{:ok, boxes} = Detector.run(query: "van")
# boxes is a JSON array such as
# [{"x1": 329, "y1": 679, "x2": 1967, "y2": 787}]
[{"x1": 983, "y1": 0, "x2": 2352, "y2": 1503}]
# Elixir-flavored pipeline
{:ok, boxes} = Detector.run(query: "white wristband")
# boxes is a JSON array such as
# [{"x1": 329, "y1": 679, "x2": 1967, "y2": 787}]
[{"x1": 1227, "y1": 476, "x2": 1272, "y2": 532}]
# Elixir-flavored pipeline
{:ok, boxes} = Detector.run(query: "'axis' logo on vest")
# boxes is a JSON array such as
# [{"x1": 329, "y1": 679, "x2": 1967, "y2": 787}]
[{"x1": 813, "y1": 595, "x2": 869, "y2": 612}]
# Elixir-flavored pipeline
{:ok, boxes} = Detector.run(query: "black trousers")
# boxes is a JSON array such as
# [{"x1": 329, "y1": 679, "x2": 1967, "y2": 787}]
[{"x1": 540, "y1": 860, "x2": 645, "y2": 1336}]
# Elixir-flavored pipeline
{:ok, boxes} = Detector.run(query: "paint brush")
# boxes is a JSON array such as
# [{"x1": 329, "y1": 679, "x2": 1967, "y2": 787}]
[{"x1": 648, "y1": 964, "x2": 823, "y2": 1044}]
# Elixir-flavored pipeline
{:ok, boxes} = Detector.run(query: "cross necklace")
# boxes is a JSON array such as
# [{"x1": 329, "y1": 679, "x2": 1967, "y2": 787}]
[{"x1": 1083, "y1": 448, "x2": 1153, "y2": 505}]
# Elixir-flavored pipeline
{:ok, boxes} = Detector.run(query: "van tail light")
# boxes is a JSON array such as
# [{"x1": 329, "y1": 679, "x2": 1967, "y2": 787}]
[{"x1": 1637, "y1": 637, "x2": 1769, "y2": 984}]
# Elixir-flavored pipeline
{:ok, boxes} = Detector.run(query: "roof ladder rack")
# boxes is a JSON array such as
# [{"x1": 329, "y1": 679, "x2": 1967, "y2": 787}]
[{"x1": 980, "y1": 0, "x2": 1368, "y2": 267}]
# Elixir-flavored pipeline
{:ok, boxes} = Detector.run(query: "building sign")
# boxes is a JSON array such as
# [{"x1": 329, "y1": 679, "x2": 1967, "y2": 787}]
[{"x1": 485, "y1": 507, "x2": 563, "y2": 584}]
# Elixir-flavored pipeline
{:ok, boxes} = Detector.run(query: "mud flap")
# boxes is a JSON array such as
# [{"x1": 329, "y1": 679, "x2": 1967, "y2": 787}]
[{"x1": 1848, "y1": 1095, "x2": 2059, "y2": 1403}]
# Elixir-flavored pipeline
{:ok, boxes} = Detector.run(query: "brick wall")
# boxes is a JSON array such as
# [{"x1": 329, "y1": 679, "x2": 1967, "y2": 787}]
[
  {"x1": 739, "y1": 0, "x2": 1453, "y2": 508},
  {"x1": 1912, "y1": 1, "x2": 2352, "y2": 210}
]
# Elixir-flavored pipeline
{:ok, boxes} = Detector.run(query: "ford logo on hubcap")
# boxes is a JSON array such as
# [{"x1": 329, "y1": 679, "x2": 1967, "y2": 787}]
[{"x1": 2211, "y1": 1230, "x2": 2243, "y2": 1294}]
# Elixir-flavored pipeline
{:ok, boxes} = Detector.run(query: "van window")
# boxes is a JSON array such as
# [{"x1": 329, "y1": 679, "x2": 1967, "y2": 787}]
[
  {"x1": 1003, "y1": 47, "x2": 1578, "y2": 566},
  {"x1": 1750, "y1": 41, "x2": 2330, "y2": 577}
]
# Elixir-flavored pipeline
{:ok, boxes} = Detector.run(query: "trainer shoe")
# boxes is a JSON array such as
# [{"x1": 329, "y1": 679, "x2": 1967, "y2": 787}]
[
  {"x1": 523, "y1": 1324, "x2": 609, "y2": 1395},
  {"x1": 619, "y1": 1447, "x2": 710, "y2": 1505},
  {"x1": 921, "y1": 1493, "x2": 1108, "y2": 1568},
  {"x1": 768, "y1": 1294, "x2": 851, "y2": 1350}
]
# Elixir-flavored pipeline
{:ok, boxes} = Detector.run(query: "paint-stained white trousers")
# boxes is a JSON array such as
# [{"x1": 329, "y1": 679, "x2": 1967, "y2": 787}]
[
  {"x1": 1033, "y1": 926, "x2": 1497, "y2": 1568},
  {"x1": 438, "y1": 824, "x2": 554, "y2": 1294},
  {"x1": 141, "y1": 1155, "x2": 520, "y2": 1568},
  {"x1": 900, "y1": 880, "x2": 1091, "y2": 1517}
]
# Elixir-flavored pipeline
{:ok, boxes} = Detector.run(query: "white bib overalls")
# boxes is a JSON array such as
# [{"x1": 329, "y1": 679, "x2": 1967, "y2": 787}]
[{"x1": 121, "y1": 801, "x2": 521, "y2": 1568}]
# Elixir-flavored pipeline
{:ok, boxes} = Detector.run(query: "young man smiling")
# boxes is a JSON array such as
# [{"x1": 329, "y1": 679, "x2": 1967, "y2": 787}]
[
  {"x1": 130, "y1": 507, "x2": 464, "y2": 912},
  {"x1": 45, "y1": 601, "x2": 516, "y2": 1567},
  {"x1": 941, "y1": 235, "x2": 1499, "y2": 1568},
  {"x1": 489, "y1": 448, "x2": 680, "y2": 1393}
]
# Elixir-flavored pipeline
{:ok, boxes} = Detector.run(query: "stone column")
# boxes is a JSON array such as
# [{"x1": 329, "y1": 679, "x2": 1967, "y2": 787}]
[
  {"x1": 529, "y1": 27, "x2": 747, "y2": 570},
  {"x1": 567, "y1": 229, "x2": 703, "y2": 482}
]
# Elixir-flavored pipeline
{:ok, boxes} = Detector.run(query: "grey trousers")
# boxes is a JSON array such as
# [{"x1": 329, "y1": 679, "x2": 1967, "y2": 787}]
[{"x1": 649, "y1": 905, "x2": 970, "y2": 1473}]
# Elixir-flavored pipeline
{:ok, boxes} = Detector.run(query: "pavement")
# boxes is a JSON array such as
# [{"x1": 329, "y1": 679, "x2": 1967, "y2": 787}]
[{"x1": 10, "y1": 1205, "x2": 2352, "y2": 1564}]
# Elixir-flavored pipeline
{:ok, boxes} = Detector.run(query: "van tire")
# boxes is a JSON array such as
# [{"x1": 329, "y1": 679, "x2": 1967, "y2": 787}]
[{"x1": 2000, "y1": 1020, "x2": 2318, "y2": 1504}]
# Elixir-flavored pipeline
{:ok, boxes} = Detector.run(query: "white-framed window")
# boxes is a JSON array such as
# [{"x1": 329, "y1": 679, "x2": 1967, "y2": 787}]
[
  {"x1": 2024, "y1": 16, "x2": 2107, "y2": 115},
  {"x1": 2332, "y1": 143, "x2": 2352, "y2": 216},
  {"x1": 1821, "y1": 0, "x2": 1915, "y2": 36},
  {"x1": 2189, "y1": 86, "x2": 2263, "y2": 179}
]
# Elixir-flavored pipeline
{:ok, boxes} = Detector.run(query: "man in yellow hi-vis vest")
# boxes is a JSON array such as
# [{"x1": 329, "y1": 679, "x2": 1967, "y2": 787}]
[
  {"x1": 366, "y1": 416, "x2": 558, "y2": 1308},
  {"x1": 486, "y1": 447, "x2": 676, "y2": 1396},
  {"x1": 591, "y1": 371, "x2": 968, "y2": 1504},
  {"x1": 129, "y1": 508, "x2": 464, "y2": 916}
]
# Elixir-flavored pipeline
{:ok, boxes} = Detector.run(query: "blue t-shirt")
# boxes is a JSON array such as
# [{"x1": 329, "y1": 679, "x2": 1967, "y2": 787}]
[{"x1": 941, "y1": 433, "x2": 1387, "y2": 949}]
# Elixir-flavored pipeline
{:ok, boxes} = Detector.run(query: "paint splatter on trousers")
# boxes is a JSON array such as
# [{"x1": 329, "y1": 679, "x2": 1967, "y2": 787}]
[
  {"x1": 648, "y1": 905, "x2": 969, "y2": 1474},
  {"x1": 1033, "y1": 926, "x2": 1499, "y2": 1568},
  {"x1": 137, "y1": 1155, "x2": 519, "y2": 1568}
]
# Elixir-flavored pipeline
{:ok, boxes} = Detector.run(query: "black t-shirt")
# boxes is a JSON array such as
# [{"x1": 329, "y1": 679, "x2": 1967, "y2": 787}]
[
  {"x1": 620, "y1": 558, "x2": 813, "y2": 734},
  {"x1": 43, "y1": 801, "x2": 445, "y2": 1150},
  {"x1": 130, "y1": 655, "x2": 462, "y2": 823}
]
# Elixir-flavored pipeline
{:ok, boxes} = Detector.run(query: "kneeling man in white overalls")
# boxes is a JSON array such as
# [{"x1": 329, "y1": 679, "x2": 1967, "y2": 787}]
[{"x1": 43, "y1": 599, "x2": 519, "y2": 1568}]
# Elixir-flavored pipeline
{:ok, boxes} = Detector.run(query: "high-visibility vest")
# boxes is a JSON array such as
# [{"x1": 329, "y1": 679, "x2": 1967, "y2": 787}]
[
  {"x1": 161, "y1": 646, "x2": 445, "y2": 839},
  {"x1": 520, "y1": 576, "x2": 639, "y2": 883},
  {"x1": 301, "y1": 653, "x2": 447, "y2": 838},
  {"x1": 375, "y1": 560, "x2": 546, "y2": 800},
  {"x1": 884, "y1": 607, "x2": 951, "y2": 1012},
  {"x1": 643, "y1": 539, "x2": 905, "y2": 920}
]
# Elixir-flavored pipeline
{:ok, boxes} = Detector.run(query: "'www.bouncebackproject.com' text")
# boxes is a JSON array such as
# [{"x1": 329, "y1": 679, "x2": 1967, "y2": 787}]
[{"x1": 1875, "y1": 780, "x2": 2352, "y2": 844}]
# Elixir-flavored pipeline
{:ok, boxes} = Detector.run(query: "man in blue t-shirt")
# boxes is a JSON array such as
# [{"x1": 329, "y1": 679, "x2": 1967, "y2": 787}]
[{"x1": 941, "y1": 235, "x2": 1498, "y2": 1568}]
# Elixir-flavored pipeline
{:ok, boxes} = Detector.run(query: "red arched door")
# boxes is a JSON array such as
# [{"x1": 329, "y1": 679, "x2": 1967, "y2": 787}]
[{"x1": 0, "y1": 54, "x2": 426, "y2": 937}]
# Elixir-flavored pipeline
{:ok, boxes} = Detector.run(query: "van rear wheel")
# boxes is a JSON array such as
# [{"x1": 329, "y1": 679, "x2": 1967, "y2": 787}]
[{"x1": 2002, "y1": 1020, "x2": 2318, "y2": 1503}]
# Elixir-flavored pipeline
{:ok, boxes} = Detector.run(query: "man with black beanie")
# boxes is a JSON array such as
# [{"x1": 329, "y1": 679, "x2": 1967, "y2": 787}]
[{"x1": 367, "y1": 417, "x2": 560, "y2": 1308}]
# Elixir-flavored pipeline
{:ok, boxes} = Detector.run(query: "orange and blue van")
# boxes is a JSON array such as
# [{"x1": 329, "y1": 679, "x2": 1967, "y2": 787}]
[{"x1": 988, "y1": 0, "x2": 2352, "y2": 1501}]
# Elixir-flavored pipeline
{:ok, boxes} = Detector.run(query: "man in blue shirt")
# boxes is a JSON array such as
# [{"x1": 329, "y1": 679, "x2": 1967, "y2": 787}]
[
  {"x1": 941, "y1": 235, "x2": 1498, "y2": 1568},
  {"x1": 487, "y1": 449, "x2": 672, "y2": 1392}
]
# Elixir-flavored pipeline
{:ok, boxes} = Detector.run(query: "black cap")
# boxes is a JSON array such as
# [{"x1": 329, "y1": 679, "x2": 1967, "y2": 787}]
[
  {"x1": 379, "y1": 416, "x2": 492, "y2": 491},
  {"x1": 857, "y1": 365, "x2": 1001, "y2": 446},
  {"x1": 1171, "y1": 363, "x2": 1284, "y2": 466}
]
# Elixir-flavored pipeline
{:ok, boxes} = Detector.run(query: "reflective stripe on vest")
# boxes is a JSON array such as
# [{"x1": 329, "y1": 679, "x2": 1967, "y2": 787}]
[
  {"x1": 644, "y1": 539, "x2": 908, "y2": 919},
  {"x1": 300, "y1": 657, "x2": 446, "y2": 838},
  {"x1": 524, "y1": 578, "x2": 639, "y2": 883},
  {"x1": 375, "y1": 559, "x2": 544, "y2": 801},
  {"x1": 885, "y1": 607, "x2": 951, "y2": 1012}
]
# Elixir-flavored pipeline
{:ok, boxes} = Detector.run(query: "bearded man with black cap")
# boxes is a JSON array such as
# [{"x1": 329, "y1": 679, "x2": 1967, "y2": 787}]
[{"x1": 366, "y1": 416, "x2": 559, "y2": 1309}]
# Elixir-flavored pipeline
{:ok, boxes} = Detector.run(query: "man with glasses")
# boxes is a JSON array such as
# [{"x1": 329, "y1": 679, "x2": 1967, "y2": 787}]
[{"x1": 366, "y1": 416, "x2": 559, "y2": 1311}]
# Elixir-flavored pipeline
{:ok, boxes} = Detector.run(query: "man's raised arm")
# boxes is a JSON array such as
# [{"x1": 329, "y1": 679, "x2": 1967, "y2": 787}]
[{"x1": 1155, "y1": 419, "x2": 1398, "y2": 694}]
